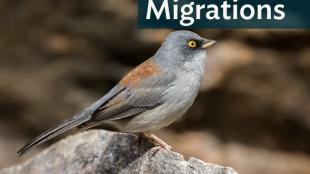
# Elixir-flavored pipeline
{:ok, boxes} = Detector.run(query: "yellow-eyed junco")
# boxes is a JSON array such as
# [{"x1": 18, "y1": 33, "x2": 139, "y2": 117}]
[{"x1": 18, "y1": 30, "x2": 216, "y2": 156}]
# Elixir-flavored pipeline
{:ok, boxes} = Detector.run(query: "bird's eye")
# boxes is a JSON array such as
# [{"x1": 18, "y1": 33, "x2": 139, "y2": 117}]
[{"x1": 188, "y1": 40, "x2": 197, "y2": 48}]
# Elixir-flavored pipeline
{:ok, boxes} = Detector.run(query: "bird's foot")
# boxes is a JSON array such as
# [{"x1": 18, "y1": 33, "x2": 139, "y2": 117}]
[{"x1": 142, "y1": 132, "x2": 172, "y2": 151}]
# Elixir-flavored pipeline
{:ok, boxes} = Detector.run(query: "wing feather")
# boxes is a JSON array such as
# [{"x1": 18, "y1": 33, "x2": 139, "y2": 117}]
[{"x1": 78, "y1": 71, "x2": 175, "y2": 129}]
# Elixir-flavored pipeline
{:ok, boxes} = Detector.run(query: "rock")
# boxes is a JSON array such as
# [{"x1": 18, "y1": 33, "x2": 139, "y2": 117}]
[{"x1": 0, "y1": 130, "x2": 238, "y2": 174}]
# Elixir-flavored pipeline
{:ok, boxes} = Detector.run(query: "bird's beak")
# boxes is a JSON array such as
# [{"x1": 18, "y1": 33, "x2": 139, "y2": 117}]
[{"x1": 202, "y1": 39, "x2": 216, "y2": 49}]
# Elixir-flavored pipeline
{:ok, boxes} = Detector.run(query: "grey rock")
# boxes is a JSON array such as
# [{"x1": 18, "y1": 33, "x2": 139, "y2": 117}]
[{"x1": 0, "y1": 130, "x2": 238, "y2": 174}]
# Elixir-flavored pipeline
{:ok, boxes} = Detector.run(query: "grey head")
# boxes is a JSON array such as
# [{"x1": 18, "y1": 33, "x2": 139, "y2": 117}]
[{"x1": 153, "y1": 30, "x2": 216, "y2": 69}]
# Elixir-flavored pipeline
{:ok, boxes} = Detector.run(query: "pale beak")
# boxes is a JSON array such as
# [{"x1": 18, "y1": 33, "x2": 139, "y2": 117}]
[{"x1": 202, "y1": 39, "x2": 216, "y2": 49}]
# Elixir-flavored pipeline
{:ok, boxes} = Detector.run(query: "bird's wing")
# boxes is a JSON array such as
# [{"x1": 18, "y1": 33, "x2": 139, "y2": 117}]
[{"x1": 78, "y1": 59, "x2": 175, "y2": 129}]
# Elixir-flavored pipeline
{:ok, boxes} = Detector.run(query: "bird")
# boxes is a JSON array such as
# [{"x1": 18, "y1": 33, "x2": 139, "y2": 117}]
[{"x1": 17, "y1": 30, "x2": 216, "y2": 156}]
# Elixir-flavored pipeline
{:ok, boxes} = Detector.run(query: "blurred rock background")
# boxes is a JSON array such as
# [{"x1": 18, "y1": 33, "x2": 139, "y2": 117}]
[{"x1": 0, "y1": 0, "x2": 309, "y2": 174}]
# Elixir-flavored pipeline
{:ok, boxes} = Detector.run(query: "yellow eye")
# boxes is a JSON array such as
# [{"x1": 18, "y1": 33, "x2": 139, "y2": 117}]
[{"x1": 188, "y1": 40, "x2": 197, "y2": 48}]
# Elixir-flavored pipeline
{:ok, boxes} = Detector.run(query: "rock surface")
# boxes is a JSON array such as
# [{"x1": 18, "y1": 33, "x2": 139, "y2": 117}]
[{"x1": 0, "y1": 130, "x2": 237, "y2": 174}]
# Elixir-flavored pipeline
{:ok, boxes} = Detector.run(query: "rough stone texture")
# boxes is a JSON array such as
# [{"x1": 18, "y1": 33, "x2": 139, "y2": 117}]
[{"x1": 0, "y1": 130, "x2": 237, "y2": 174}]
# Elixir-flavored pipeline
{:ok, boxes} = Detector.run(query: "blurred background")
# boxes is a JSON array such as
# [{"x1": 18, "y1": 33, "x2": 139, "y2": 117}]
[{"x1": 0, "y1": 1, "x2": 310, "y2": 174}]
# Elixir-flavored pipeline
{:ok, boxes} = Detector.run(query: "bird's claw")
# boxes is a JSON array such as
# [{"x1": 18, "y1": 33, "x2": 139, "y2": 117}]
[{"x1": 142, "y1": 132, "x2": 172, "y2": 151}]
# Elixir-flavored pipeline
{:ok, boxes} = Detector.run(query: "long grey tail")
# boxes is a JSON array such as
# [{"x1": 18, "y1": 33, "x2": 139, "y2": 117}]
[{"x1": 17, "y1": 115, "x2": 91, "y2": 156}]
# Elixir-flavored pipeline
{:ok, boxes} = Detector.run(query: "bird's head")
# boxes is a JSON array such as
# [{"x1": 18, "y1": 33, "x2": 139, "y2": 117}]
[{"x1": 154, "y1": 30, "x2": 216, "y2": 68}]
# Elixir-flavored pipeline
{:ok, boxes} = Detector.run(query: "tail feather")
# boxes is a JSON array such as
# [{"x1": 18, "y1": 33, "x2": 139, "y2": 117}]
[{"x1": 17, "y1": 115, "x2": 90, "y2": 156}]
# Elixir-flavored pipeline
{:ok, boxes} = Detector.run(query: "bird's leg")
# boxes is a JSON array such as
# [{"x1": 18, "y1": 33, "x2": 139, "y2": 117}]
[
  {"x1": 142, "y1": 132, "x2": 172, "y2": 151},
  {"x1": 131, "y1": 132, "x2": 144, "y2": 146}
]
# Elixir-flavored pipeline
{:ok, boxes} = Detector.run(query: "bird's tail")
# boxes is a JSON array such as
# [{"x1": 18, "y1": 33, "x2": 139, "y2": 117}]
[{"x1": 17, "y1": 114, "x2": 90, "y2": 156}]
